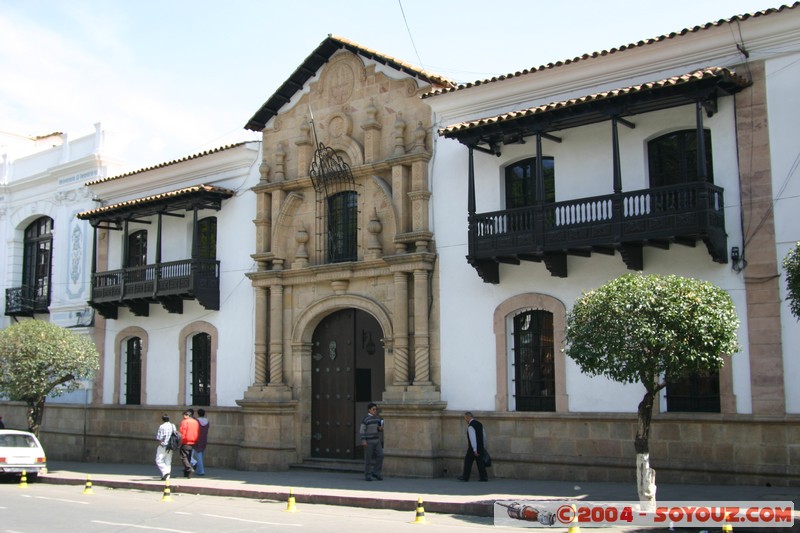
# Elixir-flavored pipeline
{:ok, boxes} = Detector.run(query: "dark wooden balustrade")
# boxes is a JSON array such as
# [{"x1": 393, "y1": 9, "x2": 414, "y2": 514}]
[
  {"x1": 89, "y1": 258, "x2": 220, "y2": 319},
  {"x1": 468, "y1": 182, "x2": 727, "y2": 282}
]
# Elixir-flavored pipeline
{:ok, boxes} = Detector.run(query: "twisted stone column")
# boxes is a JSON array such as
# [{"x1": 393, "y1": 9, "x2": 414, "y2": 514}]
[
  {"x1": 268, "y1": 285, "x2": 284, "y2": 385},
  {"x1": 393, "y1": 271, "x2": 410, "y2": 385},
  {"x1": 412, "y1": 269, "x2": 431, "y2": 385},
  {"x1": 254, "y1": 286, "x2": 268, "y2": 385}
]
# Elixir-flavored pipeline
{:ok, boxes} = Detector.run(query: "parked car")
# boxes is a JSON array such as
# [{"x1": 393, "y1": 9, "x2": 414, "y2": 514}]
[{"x1": 0, "y1": 429, "x2": 47, "y2": 480}]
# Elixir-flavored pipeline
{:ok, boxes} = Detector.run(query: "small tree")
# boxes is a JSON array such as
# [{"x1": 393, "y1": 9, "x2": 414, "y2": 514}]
[
  {"x1": 565, "y1": 273, "x2": 739, "y2": 505},
  {"x1": 0, "y1": 320, "x2": 99, "y2": 436},
  {"x1": 783, "y1": 242, "x2": 800, "y2": 319}
]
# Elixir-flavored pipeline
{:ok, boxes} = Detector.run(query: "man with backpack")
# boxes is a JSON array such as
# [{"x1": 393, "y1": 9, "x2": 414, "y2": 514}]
[{"x1": 155, "y1": 413, "x2": 175, "y2": 480}]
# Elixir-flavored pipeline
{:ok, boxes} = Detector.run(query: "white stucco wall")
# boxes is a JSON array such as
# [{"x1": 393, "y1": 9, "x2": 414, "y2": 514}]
[
  {"x1": 766, "y1": 52, "x2": 800, "y2": 413},
  {"x1": 95, "y1": 144, "x2": 260, "y2": 407}
]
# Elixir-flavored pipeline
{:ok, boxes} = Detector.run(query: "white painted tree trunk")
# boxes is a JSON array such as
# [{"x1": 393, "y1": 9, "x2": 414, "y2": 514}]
[{"x1": 636, "y1": 452, "x2": 657, "y2": 509}]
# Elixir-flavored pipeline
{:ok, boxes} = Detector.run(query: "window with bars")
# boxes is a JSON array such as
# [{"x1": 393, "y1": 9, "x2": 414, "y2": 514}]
[
  {"x1": 191, "y1": 332, "x2": 211, "y2": 406},
  {"x1": 124, "y1": 337, "x2": 142, "y2": 405},
  {"x1": 327, "y1": 191, "x2": 358, "y2": 263},
  {"x1": 22, "y1": 216, "x2": 54, "y2": 312},
  {"x1": 512, "y1": 310, "x2": 555, "y2": 411},
  {"x1": 665, "y1": 371, "x2": 720, "y2": 412}
]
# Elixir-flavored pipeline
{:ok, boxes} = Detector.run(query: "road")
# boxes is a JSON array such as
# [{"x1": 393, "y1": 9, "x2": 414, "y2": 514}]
[{"x1": 0, "y1": 481, "x2": 523, "y2": 532}]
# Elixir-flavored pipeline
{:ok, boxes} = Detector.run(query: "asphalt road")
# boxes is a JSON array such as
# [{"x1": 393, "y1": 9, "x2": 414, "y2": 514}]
[{"x1": 0, "y1": 481, "x2": 516, "y2": 532}]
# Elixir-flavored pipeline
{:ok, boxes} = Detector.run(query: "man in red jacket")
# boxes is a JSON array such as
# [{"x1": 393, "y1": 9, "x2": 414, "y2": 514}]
[{"x1": 179, "y1": 409, "x2": 200, "y2": 478}]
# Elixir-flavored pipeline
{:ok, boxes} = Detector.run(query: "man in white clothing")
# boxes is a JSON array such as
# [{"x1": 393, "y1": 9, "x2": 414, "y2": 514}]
[{"x1": 155, "y1": 413, "x2": 174, "y2": 480}]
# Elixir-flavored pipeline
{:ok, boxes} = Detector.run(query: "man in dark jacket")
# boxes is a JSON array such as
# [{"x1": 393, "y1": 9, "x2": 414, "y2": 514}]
[{"x1": 458, "y1": 411, "x2": 488, "y2": 482}]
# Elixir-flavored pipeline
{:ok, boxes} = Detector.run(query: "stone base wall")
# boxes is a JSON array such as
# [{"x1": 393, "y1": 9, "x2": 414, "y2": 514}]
[{"x1": 2, "y1": 402, "x2": 797, "y2": 486}]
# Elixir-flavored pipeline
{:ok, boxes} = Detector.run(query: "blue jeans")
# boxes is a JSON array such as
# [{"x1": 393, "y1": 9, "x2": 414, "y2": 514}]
[{"x1": 192, "y1": 450, "x2": 205, "y2": 475}]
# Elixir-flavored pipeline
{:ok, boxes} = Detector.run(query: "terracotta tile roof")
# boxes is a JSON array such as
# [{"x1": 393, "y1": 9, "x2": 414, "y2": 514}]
[
  {"x1": 244, "y1": 34, "x2": 457, "y2": 132},
  {"x1": 86, "y1": 142, "x2": 254, "y2": 186},
  {"x1": 77, "y1": 184, "x2": 235, "y2": 220},
  {"x1": 439, "y1": 67, "x2": 750, "y2": 139},
  {"x1": 424, "y1": 3, "x2": 797, "y2": 99}
]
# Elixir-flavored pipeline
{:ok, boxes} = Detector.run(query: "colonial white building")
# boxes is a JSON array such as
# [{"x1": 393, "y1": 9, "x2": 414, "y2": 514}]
[
  {"x1": 1, "y1": 125, "x2": 123, "y2": 406},
  {"x1": 426, "y1": 4, "x2": 799, "y2": 484}
]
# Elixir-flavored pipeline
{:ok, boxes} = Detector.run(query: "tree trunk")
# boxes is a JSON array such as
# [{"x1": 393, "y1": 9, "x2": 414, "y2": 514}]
[
  {"x1": 635, "y1": 389, "x2": 657, "y2": 506},
  {"x1": 26, "y1": 397, "x2": 46, "y2": 437}
]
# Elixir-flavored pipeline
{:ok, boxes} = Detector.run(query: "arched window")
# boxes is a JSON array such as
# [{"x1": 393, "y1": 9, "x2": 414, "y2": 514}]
[
  {"x1": 511, "y1": 310, "x2": 555, "y2": 411},
  {"x1": 505, "y1": 157, "x2": 555, "y2": 208},
  {"x1": 648, "y1": 129, "x2": 713, "y2": 187},
  {"x1": 124, "y1": 337, "x2": 142, "y2": 405},
  {"x1": 197, "y1": 217, "x2": 217, "y2": 261},
  {"x1": 494, "y1": 294, "x2": 568, "y2": 412},
  {"x1": 327, "y1": 191, "x2": 358, "y2": 263},
  {"x1": 190, "y1": 333, "x2": 211, "y2": 406},
  {"x1": 22, "y1": 216, "x2": 54, "y2": 312},
  {"x1": 127, "y1": 230, "x2": 147, "y2": 266}
]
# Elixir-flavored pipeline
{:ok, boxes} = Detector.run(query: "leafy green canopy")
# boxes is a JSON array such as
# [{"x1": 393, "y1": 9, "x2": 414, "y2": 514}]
[
  {"x1": 0, "y1": 320, "x2": 99, "y2": 402},
  {"x1": 565, "y1": 273, "x2": 740, "y2": 389},
  {"x1": 784, "y1": 242, "x2": 800, "y2": 320}
]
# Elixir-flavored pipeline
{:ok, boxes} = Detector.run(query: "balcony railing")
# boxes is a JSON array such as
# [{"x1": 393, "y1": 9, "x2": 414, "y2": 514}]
[
  {"x1": 468, "y1": 181, "x2": 727, "y2": 281},
  {"x1": 90, "y1": 258, "x2": 220, "y2": 319},
  {"x1": 4, "y1": 285, "x2": 50, "y2": 316}
]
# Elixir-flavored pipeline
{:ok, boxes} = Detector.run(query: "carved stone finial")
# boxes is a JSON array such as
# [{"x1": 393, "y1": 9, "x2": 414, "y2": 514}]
[
  {"x1": 362, "y1": 98, "x2": 381, "y2": 131},
  {"x1": 412, "y1": 121, "x2": 427, "y2": 153},
  {"x1": 393, "y1": 112, "x2": 406, "y2": 156},
  {"x1": 297, "y1": 116, "x2": 312, "y2": 146},
  {"x1": 293, "y1": 222, "x2": 309, "y2": 268},
  {"x1": 259, "y1": 159, "x2": 271, "y2": 182},
  {"x1": 274, "y1": 143, "x2": 286, "y2": 181},
  {"x1": 366, "y1": 208, "x2": 383, "y2": 259}
]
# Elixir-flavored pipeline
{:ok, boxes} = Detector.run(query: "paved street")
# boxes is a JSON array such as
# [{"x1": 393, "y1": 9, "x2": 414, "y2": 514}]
[{"x1": 13, "y1": 461, "x2": 799, "y2": 532}]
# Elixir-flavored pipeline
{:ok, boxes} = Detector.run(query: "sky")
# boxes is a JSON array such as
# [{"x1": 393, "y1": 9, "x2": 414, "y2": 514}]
[{"x1": 0, "y1": 0, "x2": 787, "y2": 172}]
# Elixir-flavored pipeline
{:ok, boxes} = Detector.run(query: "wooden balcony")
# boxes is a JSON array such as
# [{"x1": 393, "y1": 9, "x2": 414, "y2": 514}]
[
  {"x1": 89, "y1": 258, "x2": 220, "y2": 319},
  {"x1": 467, "y1": 181, "x2": 727, "y2": 282},
  {"x1": 4, "y1": 285, "x2": 50, "y2": 317}
]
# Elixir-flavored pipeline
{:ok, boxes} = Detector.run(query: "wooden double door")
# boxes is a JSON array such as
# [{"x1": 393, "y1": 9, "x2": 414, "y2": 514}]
[{"x1": 311, "y1": 309, "x2": 384, "y2": 459}]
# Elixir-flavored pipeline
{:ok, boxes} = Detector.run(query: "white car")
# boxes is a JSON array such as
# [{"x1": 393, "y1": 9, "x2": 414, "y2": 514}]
[{"x1": 0, "y1": 429, "x2": 47, "y2": 480}]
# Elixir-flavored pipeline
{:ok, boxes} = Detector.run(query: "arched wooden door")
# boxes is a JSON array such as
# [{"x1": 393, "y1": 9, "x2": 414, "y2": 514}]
[{"x1": 311, "y1": 309, "x2": 384, "y2": 459}]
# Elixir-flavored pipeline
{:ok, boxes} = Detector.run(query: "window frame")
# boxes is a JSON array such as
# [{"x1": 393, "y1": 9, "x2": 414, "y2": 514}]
[
  {"x1": 511, "y1": 309, "x2": 556, "y2": 412},
  {"x1": 647, "y1": 128, "x2": 713, "y2": 187},
  {"x1": 22, "y1": 216, "x2": 54, "y2": 312},
  {"x1": 327, "y1": 190, "x2": 358, "y2": 263},
  {"x1": 504, "y1": 157, "x2": 555, "y2": 209}
]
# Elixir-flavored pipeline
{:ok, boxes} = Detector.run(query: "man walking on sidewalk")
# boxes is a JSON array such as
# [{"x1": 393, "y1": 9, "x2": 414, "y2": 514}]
[
  {"x1": 458, "y1": 411, "x2": 488, "y2": 482},
  {"x1": 155, "y1": 413, "x2": 174, "y2": 480},
  {"x1": 359, "y1": 403, "x2": 384, "y2": 481},
  {"x1": 179, "y1": 410, "x2": 199, "y2": 478}
]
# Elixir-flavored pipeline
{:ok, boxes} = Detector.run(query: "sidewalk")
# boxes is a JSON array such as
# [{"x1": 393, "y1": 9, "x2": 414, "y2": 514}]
[{"x1": 41, "y1": 460, "x2": 800, "y2": 522}]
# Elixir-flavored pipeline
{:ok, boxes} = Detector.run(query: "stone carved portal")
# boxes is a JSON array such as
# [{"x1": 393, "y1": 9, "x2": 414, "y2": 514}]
[{"x1": 310, "y1": 308, "x2": 384, "y2": 459}]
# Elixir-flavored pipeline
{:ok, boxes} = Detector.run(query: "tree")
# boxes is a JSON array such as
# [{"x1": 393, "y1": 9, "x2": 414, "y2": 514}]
[
  {"x1": 783, "y1": 242, "x2": 800, "y2": 319},
  {"x1": 0, "y1": 320, "x2": 99, "y2": 436},
  {"x1": 564, "y1": 273, "x2": 740, "y2": 505}
]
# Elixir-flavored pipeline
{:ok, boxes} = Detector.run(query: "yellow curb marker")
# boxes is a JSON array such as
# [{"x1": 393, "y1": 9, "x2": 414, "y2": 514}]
[
  {"x1": 161, "y1": 479, "x2": 173, "y2": 502},
  {"x1": 412, "y1": 497, "x2": 427, "y2": 524},
  {"x1": 285, "y1": 488, "x2": 297, "y2": 512},
  {"x1": 82, "y1": 474, "x2": 94, "y2": 494},
  {"x1": 19, "y1": 470, "x2": 28, "y2": 489}
]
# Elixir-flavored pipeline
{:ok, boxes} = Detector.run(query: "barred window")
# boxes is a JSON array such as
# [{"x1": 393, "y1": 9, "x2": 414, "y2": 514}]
[
  {"x1": 124, "y1": 337, "x2": 142, "y2": 405},
  {"x1": 191, "y1": 332, "x2": 211, "y2": 406},
  {"x1": 512, "y1": 310, "x2": 555, "y2": 411},
  {"x1": 327, "y1": 191, "x2": 358, "y2": 263}
]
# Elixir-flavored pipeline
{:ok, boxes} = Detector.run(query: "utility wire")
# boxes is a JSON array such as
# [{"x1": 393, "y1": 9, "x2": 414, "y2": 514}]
[{"x1": 397, "y1": 0, "x2": 426, "y2": 72}]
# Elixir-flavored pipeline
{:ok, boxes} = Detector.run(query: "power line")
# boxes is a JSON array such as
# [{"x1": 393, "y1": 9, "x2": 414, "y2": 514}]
[{"x1": 397, "y1": 0, "x2": 426, "y2": 72}]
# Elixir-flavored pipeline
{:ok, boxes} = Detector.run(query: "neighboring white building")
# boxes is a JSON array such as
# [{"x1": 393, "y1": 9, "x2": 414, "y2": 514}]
[
  {"x1": 1, "y1": 125, "x2": 123, "y2": 404},
  {"x1": 77, "y1": 142, "x2": 261, "y2": 408},
  {"x1": 425, "y1": 4, "x2": 799, "y2": 484}
]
